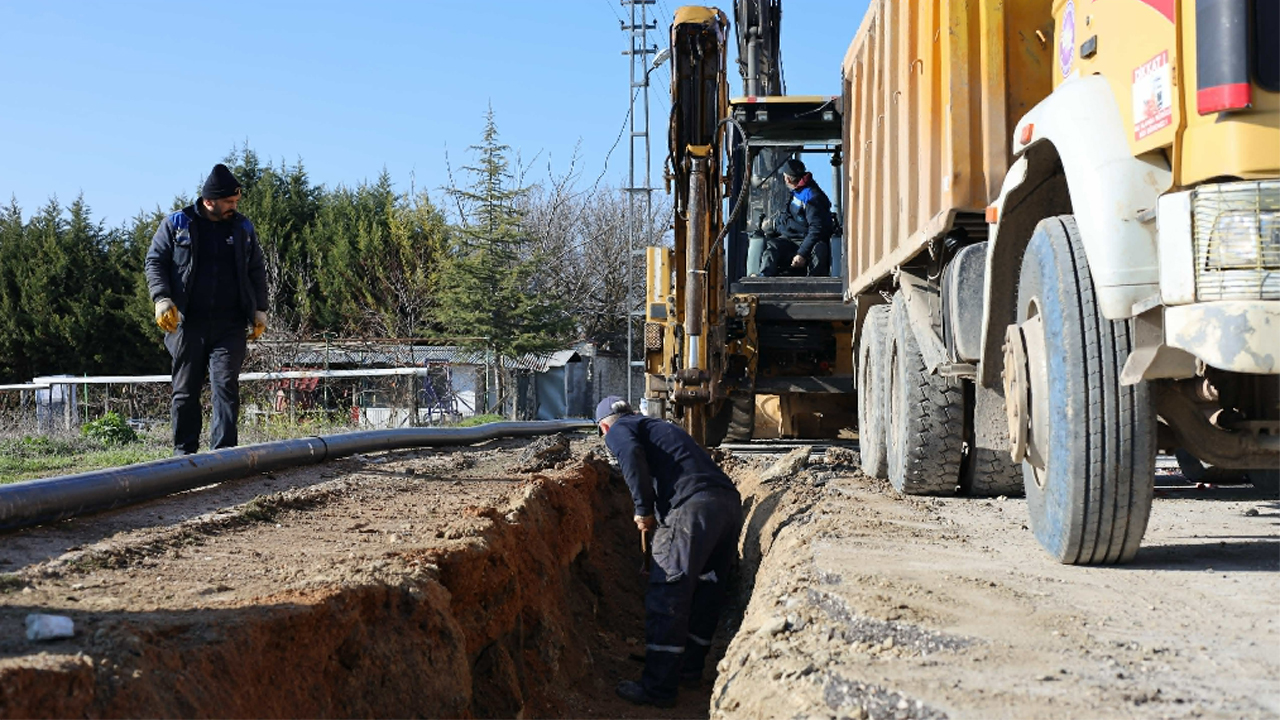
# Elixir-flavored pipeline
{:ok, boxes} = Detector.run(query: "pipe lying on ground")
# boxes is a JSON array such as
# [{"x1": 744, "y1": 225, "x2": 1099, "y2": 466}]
[{"x1": 0, "y1": 420, "x2": 596, "y2": 533}]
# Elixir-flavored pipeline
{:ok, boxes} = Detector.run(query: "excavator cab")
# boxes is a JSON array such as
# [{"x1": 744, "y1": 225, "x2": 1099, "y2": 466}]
[
  {"x1": 722, "y1": 95, "x2": 854, "y2": 440},
  {"x1": 724, "y1": 95, "x2": 844, "y2": 280}
]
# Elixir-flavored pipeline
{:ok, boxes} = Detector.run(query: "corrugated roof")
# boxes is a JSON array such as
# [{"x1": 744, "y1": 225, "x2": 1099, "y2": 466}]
[{"x1": 268, "y1": 343, "x2": 582, "y2": 373}]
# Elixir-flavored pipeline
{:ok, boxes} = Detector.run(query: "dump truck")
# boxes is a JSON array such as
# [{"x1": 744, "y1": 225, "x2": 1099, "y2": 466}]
[
  {"x1": 842, "y1": 0, "x2": 1279, "y2": 564},
  {"x1": 647, "y1": 1, "x2": 1277, "y2": 564}
]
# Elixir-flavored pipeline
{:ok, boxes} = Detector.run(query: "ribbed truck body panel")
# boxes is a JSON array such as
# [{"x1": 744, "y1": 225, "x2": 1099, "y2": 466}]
[{"x1": 840, "y1": 0, "x2": 1054, "y2": 300}]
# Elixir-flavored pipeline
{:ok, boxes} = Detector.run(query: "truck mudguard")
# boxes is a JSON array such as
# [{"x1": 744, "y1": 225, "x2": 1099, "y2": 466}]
[{"x1": 979, "y1": 75, "x2": 1174, "y2": 387}]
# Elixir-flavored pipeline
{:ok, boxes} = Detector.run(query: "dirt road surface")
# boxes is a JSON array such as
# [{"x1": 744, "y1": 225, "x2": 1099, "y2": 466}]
[
  {"x1": 716, "y1": 450, "x2": 1279, "y2": 720},
  {"x1": 0, "y1": 434, "x2": 1275, "y2": 719}
]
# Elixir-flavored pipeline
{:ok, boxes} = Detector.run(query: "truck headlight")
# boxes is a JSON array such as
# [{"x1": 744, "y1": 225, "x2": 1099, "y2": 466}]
[{"x1": 1192, "y1": 180, "x2": 1280, "y2": 300}]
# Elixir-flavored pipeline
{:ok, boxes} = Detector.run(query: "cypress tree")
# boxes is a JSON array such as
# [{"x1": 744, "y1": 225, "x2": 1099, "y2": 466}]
[{"x1": 434, "y1": 108, "x2": 573, "y2": 412}]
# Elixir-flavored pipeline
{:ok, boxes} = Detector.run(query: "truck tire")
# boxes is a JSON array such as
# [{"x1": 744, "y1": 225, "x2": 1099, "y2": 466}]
[
  {"x1": 724, "y1": 394, "x2": 756, "y2": 442},
  {"x1": 1011, "y1": 215, "x2": 1155, "y2": 564},
  {"x1": 886, "y1": 292, "x2": 964, "y2": 495},
  {"x1": 963, "y1": 383, "x2": 1025, "y2": 496},
  {"x1": 704, "y1": 394, "x2": 754, "y2": 445},
  {"x1": 857, "y1": 304, "x2": 891, "y2": 479}
]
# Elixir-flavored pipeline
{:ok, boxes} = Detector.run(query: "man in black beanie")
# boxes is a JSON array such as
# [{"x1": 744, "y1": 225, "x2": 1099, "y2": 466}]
[
  {"x1": 759, "y1": 157, "x2": 834, "y2": 277},
  {"x1": 144, "y1": 163, "x2": 269, "y2": 454}
]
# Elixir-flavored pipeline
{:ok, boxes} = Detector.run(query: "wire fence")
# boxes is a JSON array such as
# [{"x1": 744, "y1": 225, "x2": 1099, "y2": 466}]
[{"x1": 0, "y1": 366, "x2": 477, "y2": 441}]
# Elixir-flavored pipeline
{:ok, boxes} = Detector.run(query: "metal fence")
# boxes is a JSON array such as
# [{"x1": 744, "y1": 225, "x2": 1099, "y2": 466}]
[{"x1": 0, "y1": 366, "x2": 477, "y2": 438}]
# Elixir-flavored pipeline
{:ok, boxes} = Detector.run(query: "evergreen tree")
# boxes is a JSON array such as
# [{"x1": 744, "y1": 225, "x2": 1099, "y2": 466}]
[
  {"x1": 0, "y1": 198, "x2": 28, "y2": 381},
  {"x1": 382, "y1": 187, "x2": 449, "y2": 338},
  {"x1": 434, "y1": 108, "x2": 573, "y2": 412},
  {"x1": 221, "y1": 148, "x2": 321, "y2": 335},
  {"x1": 111, "y1": 208, "x2": 169, "y2": 374}
]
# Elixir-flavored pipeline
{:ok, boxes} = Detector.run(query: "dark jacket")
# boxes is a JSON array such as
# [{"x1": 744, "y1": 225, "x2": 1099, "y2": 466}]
[
  {"x1": 777, "y1": 175, "x2": 834, "y2": 262},
  {"x1": 144, "y1": 205, "x2": 268, "y2": 321},
  {"x1": 604, "y1": 413, "x2": 738, "y2": 521}
]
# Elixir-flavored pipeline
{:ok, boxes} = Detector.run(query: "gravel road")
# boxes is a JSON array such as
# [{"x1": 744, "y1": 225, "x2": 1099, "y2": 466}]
[{"x1": 714, "y1": 451, "x2": 1279, "y2": 720}]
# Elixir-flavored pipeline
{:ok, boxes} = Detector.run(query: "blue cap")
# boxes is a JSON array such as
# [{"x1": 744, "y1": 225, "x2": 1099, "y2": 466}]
[{"x1": 595, "y1": 396, "x2": 631, "y2": 423}]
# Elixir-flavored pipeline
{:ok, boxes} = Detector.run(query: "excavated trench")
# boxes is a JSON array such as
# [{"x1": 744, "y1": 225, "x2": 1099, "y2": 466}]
[{"x1": 0, "y1": 443, "x2": 789, "y2": 718}]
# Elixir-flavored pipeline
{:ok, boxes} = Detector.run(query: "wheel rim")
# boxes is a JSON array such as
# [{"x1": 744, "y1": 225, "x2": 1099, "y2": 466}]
[
  {"x1": 1001, "y1": 324, "x2": 1030, "y2": 465},
  {"x1": 1020, "y1": 302, "x2": 1050, "y2": 477}
]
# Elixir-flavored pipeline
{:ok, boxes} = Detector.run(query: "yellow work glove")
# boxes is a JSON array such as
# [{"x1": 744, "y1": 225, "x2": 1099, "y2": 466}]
[
  {"x1": 248, "y1": 310, "x2": 268, "y2": 341},
  {"x1": 154, "y1": 298, "x2": 180, "y2": 333}
]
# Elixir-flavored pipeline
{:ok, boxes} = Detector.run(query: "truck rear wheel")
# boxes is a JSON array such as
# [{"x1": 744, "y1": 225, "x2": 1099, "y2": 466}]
[
  {"x1": 886, "y1": 292, "x2": 964, "y2": 495},
  {"x1": 963, "y1": 383, "x2": 1025, "y2": 497},
  {"x1": 857, "y1": 304, "x2": 891, "y2": 479},
  {"x1": 1007, "y1": 215, "x2": 1155, "y2": 564}
]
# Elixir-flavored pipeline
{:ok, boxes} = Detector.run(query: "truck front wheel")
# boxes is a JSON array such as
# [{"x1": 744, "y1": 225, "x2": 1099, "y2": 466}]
[{"x1": 1006, "y1": 215, "x2": 1155, "y2": 564}]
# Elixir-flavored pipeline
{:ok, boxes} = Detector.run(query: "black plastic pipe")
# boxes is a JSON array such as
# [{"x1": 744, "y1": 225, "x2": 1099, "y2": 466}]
[{"x1": 0, "y1": 420, "x2": 595, "y2": 533}]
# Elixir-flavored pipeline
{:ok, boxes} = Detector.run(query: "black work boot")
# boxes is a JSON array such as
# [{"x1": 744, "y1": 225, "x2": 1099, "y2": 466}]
[
  {"x1": 616, "y1": 680, "x2": 677, "y2": 708},
  {"x1": 679, "y1": 668, "x2": 705, "y2": 688},
  {"x1": 680, "y1": 643, "x2": 711, "y2": 687}
]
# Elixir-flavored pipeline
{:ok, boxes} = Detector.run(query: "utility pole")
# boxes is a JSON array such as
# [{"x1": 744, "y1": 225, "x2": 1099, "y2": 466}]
[{"x1": 621, "y1": 0, "x2": 657, "y2": 408}]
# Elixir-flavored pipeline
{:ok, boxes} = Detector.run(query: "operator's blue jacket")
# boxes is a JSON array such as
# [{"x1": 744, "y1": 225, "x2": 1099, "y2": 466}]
[
  {"x1": 777, "y1": 178, "x2": 835, "y2": 262},
  {"x1": 144, "y1": 205, "x2": 268, "y2": 320},
  {"x1": 603, "y1": 413, "x2": 737, "y2": 521}
]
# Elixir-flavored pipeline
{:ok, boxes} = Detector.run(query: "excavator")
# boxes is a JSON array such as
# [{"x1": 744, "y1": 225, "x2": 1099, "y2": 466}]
[{"x1": 644, "y1": 2, "x2": 852, "y2": 445}]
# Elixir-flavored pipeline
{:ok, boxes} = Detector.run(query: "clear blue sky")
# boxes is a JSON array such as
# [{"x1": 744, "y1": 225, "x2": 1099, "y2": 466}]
[{"x1": 0, "y1": 1, "x2": 868, "y2": 227}]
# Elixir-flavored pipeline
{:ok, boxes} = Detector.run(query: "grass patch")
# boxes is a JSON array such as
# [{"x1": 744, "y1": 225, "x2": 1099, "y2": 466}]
[
  {"x1": 0, "y1": 435, "x2": 168, "y2": 485},
  {"x1": 0, "y1": 573, "x2": 26, "y2": 594},
  {"x1": 451, "y1": 413, "x2": 507, "y2": 427},
  {"x1": 0, "y1": 411, "x2": 517, "y2": 485},
  {"x1": 244, "y1": 412, "x2": 360, "y2": 443},
  {"x1": 238, "y1": 496, "x2": 281, "y2": 523}
]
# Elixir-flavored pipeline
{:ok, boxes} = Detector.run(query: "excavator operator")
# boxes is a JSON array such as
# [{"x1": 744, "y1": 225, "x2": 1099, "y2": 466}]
[{"x1": 759, "y1": 157, "x2": 834, "y2": 277}]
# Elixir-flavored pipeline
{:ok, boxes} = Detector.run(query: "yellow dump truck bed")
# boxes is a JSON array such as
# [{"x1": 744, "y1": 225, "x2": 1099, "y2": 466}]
[{"x1": 841, "y1": 0, "x2": 1054, "y2": 299}]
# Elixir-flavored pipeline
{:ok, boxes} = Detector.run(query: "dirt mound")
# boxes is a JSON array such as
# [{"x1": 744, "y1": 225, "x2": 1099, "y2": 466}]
[{"x1": 512, "y1": 433, "x2": 573, "y2": 474}]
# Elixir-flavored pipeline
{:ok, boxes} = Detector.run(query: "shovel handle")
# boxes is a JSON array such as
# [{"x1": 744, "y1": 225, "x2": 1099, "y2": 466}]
[{"x1": 640, "y1": 528, "x2": 652, "y2": 574}]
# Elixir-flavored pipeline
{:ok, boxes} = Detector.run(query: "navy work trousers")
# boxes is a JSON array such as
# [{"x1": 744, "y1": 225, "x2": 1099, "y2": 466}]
[
  {"x1": 760, "y1": 236, "x2": 831, "y2": 277},
  {"x1": 641, "y1": 486, "x2": 743, "y2": 701},
  {"x1": 164, "y1": 316, "x2": 247, "y2": 455}
]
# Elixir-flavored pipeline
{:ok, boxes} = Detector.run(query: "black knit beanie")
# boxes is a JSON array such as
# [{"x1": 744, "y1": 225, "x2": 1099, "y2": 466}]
[
  {"x1": 781, "y1": 158, "x2": 807, "y2": 178},
  {"x1": 201, "y1": 164, "x2": 241, "y2": 200}
]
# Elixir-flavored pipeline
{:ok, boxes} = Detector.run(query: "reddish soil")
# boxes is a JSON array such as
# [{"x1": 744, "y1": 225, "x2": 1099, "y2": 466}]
[
  {"x1": 8, "y1": 436, "x2": 1268, "y2": 720},
  {"x1": 0, "y1": 437, "x2": 718, "y2": 718}
]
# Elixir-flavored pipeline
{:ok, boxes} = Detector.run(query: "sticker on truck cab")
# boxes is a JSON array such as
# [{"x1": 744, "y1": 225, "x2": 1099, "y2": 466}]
[
  {"x1": 1059, "y1": 1, "x2": 1076, "y2": 78},
  {"x1": 1133, "y1": 51, "x2": 1173, "y2": 140}
]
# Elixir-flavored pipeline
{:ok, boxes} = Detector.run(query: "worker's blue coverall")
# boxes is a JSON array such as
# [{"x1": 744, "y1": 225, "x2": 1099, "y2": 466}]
[
  {"x1": 760, "y1": 175, "x2": 834, "y2": 277},
  {"x1": 603, "y1": 413, "x2": 743, "y2": 702}
]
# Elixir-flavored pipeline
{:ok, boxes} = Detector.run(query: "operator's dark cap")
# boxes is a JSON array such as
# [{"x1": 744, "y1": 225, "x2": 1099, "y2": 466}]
[
  {"x1": 201, "y1": 164, "x2": 242, "y2": 200},
  {"x1": 781, "y1": 158, "x2": 807, "y2": 178},
  {"x1": 595, "y1": 396, "x2": 632, "y2": 423}
]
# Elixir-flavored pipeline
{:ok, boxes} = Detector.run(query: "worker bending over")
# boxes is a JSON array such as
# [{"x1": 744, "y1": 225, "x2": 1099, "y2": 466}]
[{"x1": 596, "y1": 396, "x2": 743, "y2": 708}]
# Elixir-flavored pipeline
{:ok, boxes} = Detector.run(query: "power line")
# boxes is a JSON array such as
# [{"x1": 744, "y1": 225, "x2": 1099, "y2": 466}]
[
  {"x1": 620, "y1": 0, "x2": 660, "y2": 408},
  {"x1": 591, "y1": 86, "x2": 641, "y2": 193},
  {"x1": 601, "y1": 0, "x2": 625, "y2": 24}
]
